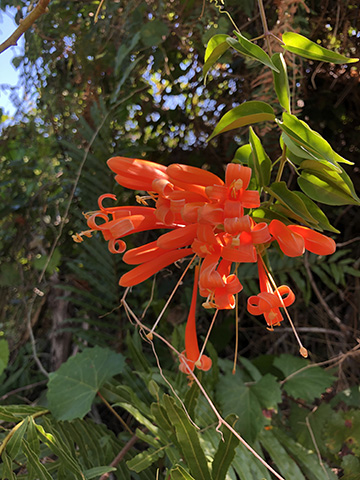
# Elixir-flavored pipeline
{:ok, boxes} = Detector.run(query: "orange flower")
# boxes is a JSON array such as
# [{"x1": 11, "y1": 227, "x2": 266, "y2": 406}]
[
  {"x1": 179, "y1": 266, "x2": 212, "y2": 374},
  {"x1": 247, "y1": 256, "x2": 295, "y2": 327}
]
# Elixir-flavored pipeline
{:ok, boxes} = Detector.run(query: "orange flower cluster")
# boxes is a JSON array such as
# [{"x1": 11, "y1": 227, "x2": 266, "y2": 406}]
[{"x1": 76, "y1": 156, "x2": 336, "y2": 372}]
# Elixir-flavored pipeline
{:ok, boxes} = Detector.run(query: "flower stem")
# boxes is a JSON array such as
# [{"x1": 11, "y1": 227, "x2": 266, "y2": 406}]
[{"x1": 257, "y1": 0, "x2": 272, "y2": 56}]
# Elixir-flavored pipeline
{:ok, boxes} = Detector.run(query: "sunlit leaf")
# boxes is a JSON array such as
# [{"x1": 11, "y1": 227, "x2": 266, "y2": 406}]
[
  {"x1": 227, "y1": 32, "x2": 279, "y2": 72},
  {"x1": 272, "y1": 53, "x2": 291, "y2": 112},
  {"x1": 203, "y1": 34, "x2": 230, "y2": 82},
  {"x1": 265, "y1": 181, "x2": 318, "y2": 225},
  {"x1": 47, "y1": 346, "x2": 125, "y2": 420},
  {"x1": 293, "y1": 191, "x2": 340, "y2": 233},
  {"x1": 249, "y1": 127, "x2": 271, "y2": 187},
  {"x1": 6, "y1": 417, "x2": 29, "y2": 460},
  {"x1": 208, "y1": 101, "x2": 275, "y2": 141},
  {"x1": 282, "y1": 32, "x2": 359, "y2": 64},
  {"x1": 127, "y1": 446, "x2": 164, "y2": 473},
  {"x1": 278, "y1": 113, "x2": 352, "y2": 167}
]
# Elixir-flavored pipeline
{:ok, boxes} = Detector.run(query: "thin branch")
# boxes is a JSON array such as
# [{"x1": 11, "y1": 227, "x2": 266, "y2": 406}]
[
  {"x1": 0, "y1": 0, "x2": 50, "y2": 55},
  {"x1": 99, "y1": 433, "x2": 139, "y2": 480}
]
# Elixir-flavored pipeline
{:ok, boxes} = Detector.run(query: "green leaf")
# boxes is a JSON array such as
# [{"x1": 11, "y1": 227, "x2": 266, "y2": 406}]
[
  {"x1": 0, "y1": 405, "x2": 48, "y2": 423},
  {"x1": 6, "y1": 417, "x2": 29, "y2": 459},
  {"x1": 203, "y1": 34, "x2": 230, "y2": 82},
  {"x1": 0, "y1": 338, "x2": 9, "y2": 375},
  {"x1": 298, "y1": 171, "x2": 360, "y2": 206},
  {"x1": 227, "y1": 32, "x2": 279, "y2": 72},
  {"x1": 251, "y1": 374, "x2": 282, "y2": 411},
  {"x1": 208, "y1": 101, "x2": 275, "y2": 141},
  {"x1": 232, "y1": 144, "x2": 252, "y2": 165},
  {"x1": 32, "y1": 248, "x2": 61, "y2": 274},
  {"x1": 1, "y1": 451, "x2": 17, "y2": 480},
  {"x1": 83, "y1": 466, "x2": 117, "y2": 479},
  {"x1": 211, "y1": 414, "x2": 240, "y2": 480},
  {"x1": 22, "y1": 439, "x2": 53, "y2": 480},
  {"x1": 272, "y1": 53, "x2": 291, "y2": 112},
  {"x1": 282, "y1": 32, "x2": 359, "y2": 64},
  {"x1": 292, "y1": 191, "x2": 340, "y2": 233},
  {"x1": 216, "y1": 370, "x2": 266, "y2": 443},
  {"x1": 274, "y1": 354, "x2": 336, "y2": 403},
  {"x1": 170, "y1": 465, "x2": 196, "y2": 480},
  {"x1": 127, "y1": 446, "x2": 164, "y2": 473},
  {"x1": 249, "y1": 127, "x2": 271, "y2": 187},
  {"x1": 341, "y1": 455, "x2": 360, "y2": 480},
  {"x1": 47, "y1": 346, "x2": 125, "y2": 420},
  {"x1": 265, "y1": 181, "x2": 318, "y2": 226},
  {"x1": 271, "y1": 428, "x2": 338, "y2": 480},
  {"x1": 184, "y1": 381, "x2": 200, "y2": 421},
  {"x1": 163, "y1": 395, "x2": 211, "y2": 480},
  {"x1": 278, "y1": 113, "x2": 352, "y2": 167}
]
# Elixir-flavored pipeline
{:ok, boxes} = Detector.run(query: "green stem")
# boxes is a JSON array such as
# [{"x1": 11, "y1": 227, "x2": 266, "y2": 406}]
[
  {"x1": 275, "y1": 146, "x2": 287, "y2": 183},
  {"x1": 257, "y1": 0, "x2": 272, "y2": 56}
]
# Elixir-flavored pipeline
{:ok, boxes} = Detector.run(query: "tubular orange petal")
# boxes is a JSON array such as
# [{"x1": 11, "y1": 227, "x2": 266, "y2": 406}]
[
  {"x1": 276, "y1": 285, "x2": 295, "y2": 307},
  {"x1": 184, "y1": 265, "x2": 200, "y2": 362},
  {"x1": 157, "y1": 224, "x2": 198, "y2": 250},
  {"x1": 119, "y1": 248, "x2": 192, "y2": 286},
  {"x1": 224, "y1": 215, "x2": 251, "y2": 234},
  {"x1": 198, "y1": 204, "x2": 224, "y2": 225},
  {"x1": 222, "y1": 244, "x2": 257, "y2": 263},
  {"x1": 224, "y1": 200, "x2": 243, "y2": 219},
  {"x1": 123, "y1": 241, "x2": 169, "y2": 265},
  {"x1": 108, "y1": 157, "x2": 168, "y2": 192},
  {"x1": 167, "y1": 164, "x2": 224, "y2": 187},
  {"x1": 200, "y1": 254, "x2": 224, "y2": 290},
  {"x1": 251, "y1": 222, "x2": 271, "y2": 244},
  {"x1": 181, "y1": 203, "x2": 203, "y2": 223},
  {"x1": 240, "y1": 190, "x2": 261, "y2": 208},
  {"x1": 287, "y1": 225, "x2": 336, "y2": 255},
  {"x1": 151, "y1": 178, "x2": 175, "y2": 197},
  {"x1": 225, "y1": 163, "x2": 252, "y2": 189},
  {"x1": 269, "y1": 220, "x2": 305, "y2": 257}
]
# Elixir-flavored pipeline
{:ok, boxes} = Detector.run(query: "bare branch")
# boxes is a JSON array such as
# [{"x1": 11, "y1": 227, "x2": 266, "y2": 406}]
[{"x1": 0, "y1": 0, "x2": 51, "y2": 55}]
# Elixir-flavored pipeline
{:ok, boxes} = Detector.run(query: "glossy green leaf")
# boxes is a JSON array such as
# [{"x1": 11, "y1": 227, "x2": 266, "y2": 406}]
[
  {"x1": 232, "y1": 143, "x2": 252, "y2": 166},
  {"x1": 211, "y1": 414, "x2": 240, "y2": 480},
  {"x1": 170, "y1": 465, "x2": 196, "y2": 480},
  {"x1": 298, "y1": 171, "x2": 360, "y2": 206},
  {"x1": 278, "y1": 113, "x2": 352, "y2": 167},
  {"x1": 0, "y1": 338, "x2": 9, "y2": 375},
  {"x1": 249, "y1": 127, "x2": 271, "y2": 187},
  {"x1": 274, "y1": 354, "x2": 336, "y2": 403},
  {"x1": 282, "y1": 32, "x2": 359, "y2": 64},
  {"x1": 299, "y1": 159, "x2": 360, "y2": 203},
  {"x1": 203, "y1": 34, "x2": 230, "y2": 82},
  {"x1": 208, "y1": 101, "x2": 275, "y2": 141},
  {"x1": 6, "y1": 417, "x2": 29, "y2": 460},
  {"x1": 22, "y1": 439, "x2": 53, "y2": 480},
  {"x1": 227, "y1": 32, "x2": 279, "y2": 72},
  {"x1": 47, "y1": 346, "x2": 125, "y2": 420},
  {"x1": 163, "y1": 395, "x2": 211, "y2": 480},
  {"x1": 293, "y1": 191, "x2": 340, "y2": 233},
  {"x1": 272, "y1": 53, "x2": 291, "y2": 112},
  {"x1": 265, "y1": 181, "x2": 318, "y2": 225}
]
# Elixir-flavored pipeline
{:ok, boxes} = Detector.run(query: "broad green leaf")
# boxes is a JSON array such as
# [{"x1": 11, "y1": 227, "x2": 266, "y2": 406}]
[
  {"x1": 278, "y1": 113, "x2": 352, "y2": 167},
  {"x1": 127, "y1": 446, "x2": 165, "y2": 473},
  {"x1": 163, "y1": 395, "x2": 211, "y2": 480},
  {"x1": 239, "y1": 357, "x2": 262, "y2": 381},
  {"x1": 265, "y1": 181, "x2": 318, "y2": 225},
  {"x1": 84, "y1": 466, "x2": 117, "y2": 479},
  {"x1": 0, "y1": 338, "x2": 9, "y2": 375},
  {"x1": 232, "y1": 144, "x2": 252, "y2": 166},
  {"x1": 249, "y1": 127, "x2": 271, "y2": 187},
  {"x1": 298, "y1": 171, "x2": 360, "y2": 206},
  {"x1": 6, "y1": 417, "x2": 29, "y2": 459},
  {"x1": 251, "y1": 374, "x2": 282, "y2": 410},
  {"x1": 282, "y1": 32, "x2": 359, "y2": 64},
  {"x1": 208, "y1": 101, "x2": 275, "y2": 141},
  {"x1": 211, "y1": 414, "x2": 240, "y2": 480},
  {"x1": 299, "y1": 160, "x2": 360, "y2": 203},
  {"x1": 47, "y1": 346, "x2": 125, "y2": 420},
  {"x1": 331, "y1": 386, "x2": 360, "y2": 408},
  {"x1": 273, "y1": 354, "x2": 336, "y2": 403},
  {"x1": 184, "y1": 381, "x2": 200, "y2": 420},
  {"x1": 22, "y1": 439, "x2": 53, "y2": 480},
  {"x1": 293, "y1": 191, "x2": 340, "y2": 233},
  {"x1": 324, "y1": 409, "x2": 360, "y2": 456},
  {"x1": 259, "y1": 429, "x2": 306, "y2": 480},
  {"x1": 216, "y1": 370, "x2": 266, "y2": 443},
  {"x1": 227, "y1": 32, "x2": 279, "y2": 72},
  {"x1": 271, "y1": 428, "x2": 338, "y2": 480},
  {"x1": 232, "y1": 441, "x2": 272, "y2": 480},
  {"x1": 203, "y1": 34, "x2": 230, "y2": 82},
  {"x1": 170, "y1": 465, "x2": 196, "y2": 480},
  {"x1": 272, "y1": 53, "x2": 291, "y2": 112},
  {"x1": 342, "y1": 455, "x2": 360, "y2": 480}
]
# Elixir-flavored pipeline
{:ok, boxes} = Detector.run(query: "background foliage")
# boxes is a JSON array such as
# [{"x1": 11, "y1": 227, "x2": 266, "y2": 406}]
[{"x1": 0, "y1": 0, "x2": 359, "y2": 478}]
